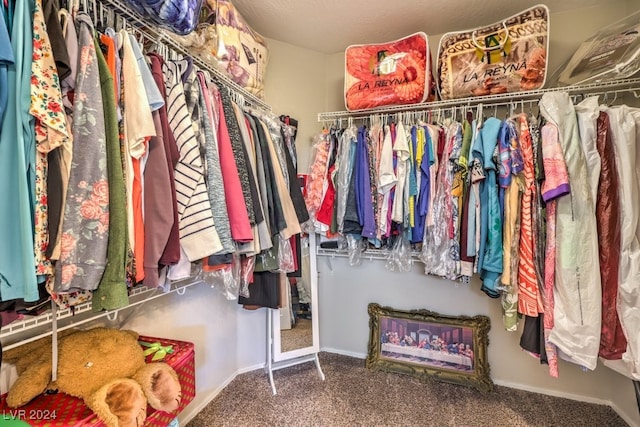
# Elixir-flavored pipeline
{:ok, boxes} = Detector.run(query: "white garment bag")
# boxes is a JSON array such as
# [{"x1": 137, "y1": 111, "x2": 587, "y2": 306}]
[
  {"x1": 604, "y1": 105, "x2": 640, "y2": 380},
  {"x1": 539, "y1": 92, "x2": 602, "y2": 371}
]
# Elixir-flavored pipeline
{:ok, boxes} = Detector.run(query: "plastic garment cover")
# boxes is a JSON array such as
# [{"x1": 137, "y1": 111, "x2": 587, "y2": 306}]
[
  {"x1": 604, "y1": 106, "x2": 640, "y2": 379},
  {"x1": 539, "y1": 92, "x2": 601, "y2": 370},
  {"x1": 575, "y1": 97, "x2": 602, "y2": 203},
  {"x1": 421, "y1": 122, "x2": 459, "y2": 280},
  {"x1": 305, "y1": 133, "x2": 331, "y2": 231},
  {"x1": 125, "y1": 0, "x2": 202, "y2": 35},
  {"x1": 385, "y1": 233, "x2": 412, "y2": 272},
  {"x1": 345, "y1": 234, "x2": 366, "y2": 266},
  {"x1": 277, "y1": 235, "x2": 295, "y2": 273},
  {"x1": 202, "y1": 255, "x2": 241, "y2": 300}
]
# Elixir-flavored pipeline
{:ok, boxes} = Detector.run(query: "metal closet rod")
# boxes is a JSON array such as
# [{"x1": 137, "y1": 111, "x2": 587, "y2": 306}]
[
  {"x1": 96, "y1": 0, "x2": 271, "y2": 112},
  {"x1": 318, "y1": 77, "x2": 640, "y2": 121}
]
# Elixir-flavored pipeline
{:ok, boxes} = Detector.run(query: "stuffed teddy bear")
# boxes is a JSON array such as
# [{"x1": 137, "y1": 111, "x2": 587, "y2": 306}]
[{"x1": 3, "y1": 327, "x2": 182, "y2": 427}]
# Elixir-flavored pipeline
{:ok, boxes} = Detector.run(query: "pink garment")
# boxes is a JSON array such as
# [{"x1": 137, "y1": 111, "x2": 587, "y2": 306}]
[
  {"x1": 544, "y1": 200, "x2": 559, "y2": 378},
  {"x1": 518, "y1": 115, "x2": 542, "y2": 317},
  {"x1": 540, "y1": 124, "x2": 570, "y2": 203},
  {"x1": 316, "y1": 165, "x2": 336, "y2": 227},
  {"x1": 214, "y1": 90, "x2": 252, "y2": 242},
  {"x1": 306, "y1": 132, "x2": 331, "y2": 223},
  {"x1": 541, "y1": 123, "x2": 569, "y2": 378}
]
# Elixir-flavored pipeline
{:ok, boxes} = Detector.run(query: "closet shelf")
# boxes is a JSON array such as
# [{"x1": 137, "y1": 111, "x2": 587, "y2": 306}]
[
  {"x1": 0, "y1": 278, "x2": 203, "y2": 348},
  {"x1": 100, "y1": 0, "x2": 271, "y2": 112},
  {"x1": 317, "y1": 247, "x2": 420, "y2": 262},
  {"x1": 318, "y1": 77, "x2": 640, "y2": 121}
]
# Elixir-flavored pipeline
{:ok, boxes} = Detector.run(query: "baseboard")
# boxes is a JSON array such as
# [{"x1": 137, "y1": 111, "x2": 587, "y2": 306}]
[
  {"x1": 320, "y1": 346, "x2": 367, "y2": 359},
  {"x1": 492, "y1": 379, "x2": 609, "y2": 406},
  {"x1": 179, "y1": 362, "x2": 266, "y2": 424},
  {"x1": 238, "y1": 362, "x2": 267, "y2": 374},
  {"x1": 492, "y1": 380, "x2": 638, "y2": 426},
  {"x1": 609, "y1": 401, "x2": 640, "y2": 427}
]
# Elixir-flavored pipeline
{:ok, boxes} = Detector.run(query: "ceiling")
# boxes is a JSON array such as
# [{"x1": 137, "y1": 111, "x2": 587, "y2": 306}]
[{"x1": 231, "y1": 0, "x2": 622, "y2": 54}]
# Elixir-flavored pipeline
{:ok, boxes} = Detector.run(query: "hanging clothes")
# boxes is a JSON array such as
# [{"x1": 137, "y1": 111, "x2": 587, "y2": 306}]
[
  {"x1": 355, "y1": 126, "x2": 376, "y2": 239},
  {"x1": 422, "y1": 121, "x2": 458, "y2": 280},
  {"x1": 501, "y1": 119, "x2": 524, "y2": 332},
  {"x1": 139, "y1": 76, "x2": 174, "y2": 287},
  {"x1": 237, "y1": 107, "x2": 272, "y2": 253},
  {"x1": 478, "y1": 117, "x2": 502, "y2": 298},
  {"x1": 458, "y1": 120, "x2": 474, "y2": 278},
  {"x1": 148, "y1": 53, "x2": 181, "y2": 266},
  {"x1": 233, "y1": 104, "x2": 270, "y2": 254},
  {"x1": 163, "y1": 59, "x2": 222, "y2": 262},
  {"x1": 30, "y1": 0, "x2": 69, "y2": 282},
  {"x1": 47, "y1": 7, "x2": 76, "y2": 262},
  {"x1": 517, "y1": 114, "x2": 542, "y2": 317},
  {"x1": 575, "y1": 97, "x2": 602, "y2": 203},
  {"x1": 197, "y1": 73, "x2": 234, "y2": 254},
  {"x1": 607, "y1": 105, "x2": 640, "y2": 379},
  {"x1": 121, "y1": 30, "x2": 155, "y2": 284},
  {"x1": 54, "y1": 13, "x2": 109, "y2": 293},
  {"x1": 413, "y1": 126, "x2": 430, "y2": 245},
  {"x1": 540, "y1": 92, "x2": 601, "y2": 371},
  {"x1": 257, "y1": 118, "x2": 301, "y2": 240},
  {"x1": 0, "y1": 1, "x2": 13, "y2": 127},
  {"x1": 92, "y1": 32, "x2": 129, "y2": 311},
  {"x1": 0, "y1": 0, "x2": 39, "y2": 302},
  {"x1": 391, "y1": 121, "x2": 409, "y2": 225},
  {"x1": 219, "y1": 88, "x2": 257, "y2": 226},
  {"x1": 594, "y1": 111, "x2": 626, "y2": 360}
]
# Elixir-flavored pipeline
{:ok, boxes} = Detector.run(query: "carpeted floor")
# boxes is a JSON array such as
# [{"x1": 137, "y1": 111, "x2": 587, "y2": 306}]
[
  {"x1": 187, "y1": 352, "x2": 627, "y2": 427},
  {"x1": 281, "y1": 318, "x2": 313, "y2": 353}
]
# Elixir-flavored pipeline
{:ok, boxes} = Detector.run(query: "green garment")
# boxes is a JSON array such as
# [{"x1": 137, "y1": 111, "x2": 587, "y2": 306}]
[{"x1": 92, "y1": 37, "x2": 129, "y2": 311}]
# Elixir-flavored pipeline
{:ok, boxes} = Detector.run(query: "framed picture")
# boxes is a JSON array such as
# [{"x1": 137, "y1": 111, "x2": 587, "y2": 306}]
[{"x1": 366, "y1": 303, "x2": 493, "y2": 393}]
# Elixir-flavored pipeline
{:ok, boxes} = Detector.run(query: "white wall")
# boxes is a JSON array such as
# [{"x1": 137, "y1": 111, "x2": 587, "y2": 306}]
[
  {"x1": 117, "y1": 283, "x2": 245, "y2": 423},
  {"x1": 263, "y1": 37, "x2": 328, "y2": 174}
]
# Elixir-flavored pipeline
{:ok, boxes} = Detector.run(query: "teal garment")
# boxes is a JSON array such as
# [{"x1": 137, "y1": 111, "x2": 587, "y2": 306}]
[
  {"x1": 478, "y1": 117, "x2": 502, "y2": 298},
  {"x1": 0, "y1": 0, "x2": 38, "y2": 302},
  {"x1": 0, "y1": 7, "x2": 13, "y2": 128}
]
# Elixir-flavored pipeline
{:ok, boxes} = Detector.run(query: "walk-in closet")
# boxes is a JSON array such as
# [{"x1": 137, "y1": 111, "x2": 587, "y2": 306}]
[{"x1": 1, "y1": 0, "x2": 640, "y2": 426}]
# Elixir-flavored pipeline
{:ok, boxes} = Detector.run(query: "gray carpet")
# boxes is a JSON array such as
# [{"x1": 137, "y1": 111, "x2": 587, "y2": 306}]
[{"x1": 187, "y1": 352, "x2": 627, "y2": 427}]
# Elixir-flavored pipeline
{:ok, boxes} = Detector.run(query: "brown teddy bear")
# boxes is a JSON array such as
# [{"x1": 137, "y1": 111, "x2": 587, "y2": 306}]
[{"x1": 3, "y1": 327, "x2": 182, "y2": 427}]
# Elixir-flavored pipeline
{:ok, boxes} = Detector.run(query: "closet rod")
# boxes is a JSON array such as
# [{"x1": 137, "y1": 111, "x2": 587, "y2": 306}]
[
  {"x1": 318, "y1": 77, "x2": 640, "y2": 121},
  {"x1": 98, "y1": 0, "x2": 271, "y2": 112}
]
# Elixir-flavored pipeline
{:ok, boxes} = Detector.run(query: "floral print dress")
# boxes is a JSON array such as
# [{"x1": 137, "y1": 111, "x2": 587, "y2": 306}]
[
  {"x1": 30, "y1": 0, "x2": 71, "y2": 281},
  {"x1": 54, "y1": 13, "x2": 109, "y2": 292}
]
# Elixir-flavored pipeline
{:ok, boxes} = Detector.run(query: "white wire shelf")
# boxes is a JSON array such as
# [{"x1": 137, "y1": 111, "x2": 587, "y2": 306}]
[
  {"x1": 0, "y1": 278, "x2": 203, "y2": 348},
  {"x1": 317, "y1": 247, "x2": 421, "y2": 262},
  {"x1": 318, "y1": 77, "x2": 640, "y2": 121}
]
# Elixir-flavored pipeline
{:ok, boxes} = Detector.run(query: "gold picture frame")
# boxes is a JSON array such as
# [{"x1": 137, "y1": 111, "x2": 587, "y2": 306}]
[{"x1": 366, "y1": 303, "x2": 493, "y2": 393}]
